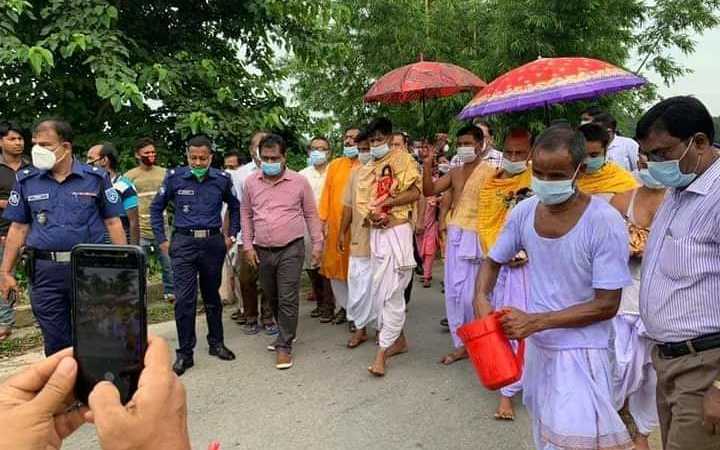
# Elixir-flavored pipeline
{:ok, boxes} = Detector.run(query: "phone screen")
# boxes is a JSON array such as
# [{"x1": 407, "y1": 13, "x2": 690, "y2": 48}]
[{"x1": 72, "y1": 245, "x2": 147, "y2": 405}]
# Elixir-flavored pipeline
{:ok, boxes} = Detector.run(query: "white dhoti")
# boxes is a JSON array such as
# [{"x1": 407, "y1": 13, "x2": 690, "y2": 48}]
[
  {"x1": 491, "y1": 264, "x2": 530, "y2": 398},
  {"x1": 524, "y1": 340, "x2": 633, "y2": 450},
  {"x1": 612, "y1": 314, "x2": 658, "y2": 436},
  {"x1": 346, "y1": 256, "x2": 373, "y2": 328},
  {"x1": 330, "y1": 279, "x2": 348, "y2": 309},
  {"x1": 370, "y1": 223, "x2": 415, "y2": 349},
  {"x1": 219, "y1": 243, "x2": 240, "y2": 303}
]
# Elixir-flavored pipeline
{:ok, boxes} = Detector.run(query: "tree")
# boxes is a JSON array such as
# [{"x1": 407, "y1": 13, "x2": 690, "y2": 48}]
[
  {"x1": 0, "y1": 0, "x2": 320, "y2": 168},
  {"x1": 287, "y1": 0, "x2": 720, "y2": 139}
]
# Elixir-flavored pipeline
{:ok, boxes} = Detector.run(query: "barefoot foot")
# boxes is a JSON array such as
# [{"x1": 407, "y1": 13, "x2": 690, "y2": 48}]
[
  {"x1": 493, "y1": 396, "x2": 515, "y2": 421},
  {"x1": 368, "y1": 349, "x2": 386, "y2": 377},
  {"x1": 439, "y1": 346, "x2": 468, "y2": 365}
]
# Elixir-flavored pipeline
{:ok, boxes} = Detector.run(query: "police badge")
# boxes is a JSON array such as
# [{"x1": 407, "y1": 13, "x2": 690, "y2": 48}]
[
  {"x1": 182, "y1": 204, "x2": 191, "y2": 214},
  {"x1": 105, "y1": 188, "x2": 120, "y2": 204},
  {"x1": 37, "y1": 211, "x2": 47, "y2": 225}
]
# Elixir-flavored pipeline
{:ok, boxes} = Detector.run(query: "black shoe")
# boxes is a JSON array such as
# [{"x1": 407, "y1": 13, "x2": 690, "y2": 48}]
[
  {"x1": 334, "y1": 308, "x2": 347, "y2": 325},
  {"x1": 173, "y1": 355, "x2": 194, "y2": 376},
  {"x1": 440, "y1": 317, "x2": 449, "y2": 328},
  {"x1": 209, "y1": 344, "x2": 236, "y2": 360},
  {"x1": 310, "y1": 307, "x2": 321, "y2": 318}
]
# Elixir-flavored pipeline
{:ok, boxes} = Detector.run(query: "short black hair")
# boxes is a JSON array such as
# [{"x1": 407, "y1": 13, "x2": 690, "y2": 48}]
[
  {"x1": 0, "y1": 120, "x2": 23, "y2": 139},
  {"x1": 98, "y1": 142, "x2": 119, "y2": 171},
  {"x1": 35, "y1": 119, "x2": 73, "y2": 143},
  {"x1": 224, "y1": 150, "x2": 240, "y2": 160},
  {"x1": 308, "y1": 136, "x2": 330, "y2": 150},
  {"x1": 365, "y1": 117, "x2": 393, "y2": 137},
  {"x1": 259, "y1": 133, "x2": 287, "y2": 155},
  {"x1": 636, "y1": 96, "x2": 715, "y2": 143},
  {"x1": 134, "y1": 137, "x2": 155, "y2": 152},
  {"x1": 578, "y1": 123, "x2": 610, "y2": 149},
  {"x1": 187, "y1": 134, "x2": 213, "y2": 151},
  {"x1": 591, "y1": 112, "x2": 618, "y2": 131},
  {"x1": 456, "y1": 124, "x2": 484, "y2": 144},
  {"x1": 505, "y1": 127, "x2": 534, "y2": 146},
  {"x1": 581, "y1": 105, "x2": 604, "y2": 118},
  {"x1": 475, "y1": 119, "x2": 494, "y2": 137},
  {"x1": 344, "y1": 126, "x2": 360, "y2": 135},
  {"x1": 355, "y1": 128, "x2": 370, "y2": 142},
  {"x1": 534, "y1": 125, "x2": 587, "y2": 168}
]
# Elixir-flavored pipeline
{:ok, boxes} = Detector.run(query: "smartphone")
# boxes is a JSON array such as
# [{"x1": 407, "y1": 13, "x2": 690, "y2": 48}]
[{"x1": 71, "y1": 245, "x2": 147, "y2": 405}]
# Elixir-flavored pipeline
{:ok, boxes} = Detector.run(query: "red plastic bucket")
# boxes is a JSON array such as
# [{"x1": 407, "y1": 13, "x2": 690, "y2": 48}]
[{"x1": 457, "y1": 311, "x2": 525, "y2": 390}]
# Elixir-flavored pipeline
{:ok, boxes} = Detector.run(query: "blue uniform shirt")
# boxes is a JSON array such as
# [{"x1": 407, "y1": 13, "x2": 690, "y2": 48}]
[
  {"x1": 150, "y1": 166, "x2": 240, "y2": 243},
  {"x1": 2, "y1": 160, "x2": 124, "y2": 251}
]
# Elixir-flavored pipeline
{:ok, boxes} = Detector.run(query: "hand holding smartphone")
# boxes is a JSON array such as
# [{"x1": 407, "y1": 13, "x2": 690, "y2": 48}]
[{"x1": 72, "y1": 245, "x2": 148, "y2": 405}]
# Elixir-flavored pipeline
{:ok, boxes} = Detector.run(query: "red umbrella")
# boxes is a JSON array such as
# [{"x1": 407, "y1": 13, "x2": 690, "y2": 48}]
[
  {"x1": 364, "y1": 60, "x2": 486, "y2": 131},
  {"x1": 364, "y1": 61, "x2": 486, "y2": 104}
]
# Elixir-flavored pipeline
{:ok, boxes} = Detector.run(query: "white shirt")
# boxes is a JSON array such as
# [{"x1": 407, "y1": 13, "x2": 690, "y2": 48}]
[
  {"x1": 299, "y1": 164, "x2": 328, "y2": 203},
  {"x1": 607, "y1": 135, "x2": 639, "y2": 172},
  {"x1": 228, "y1": 161, "x2": 258, "y2": 240}
]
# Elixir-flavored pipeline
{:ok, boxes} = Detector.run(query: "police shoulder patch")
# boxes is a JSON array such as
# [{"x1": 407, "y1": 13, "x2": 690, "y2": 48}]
[
  {"x1": 105, "y1": 187, "x2": 120, "y2": 204},
  {"x1": 16, "y1": 167, "x2": 37, "y2": 181},
  {"x1": 8, "y1": 191, "x2": 20, "y2": 207}
]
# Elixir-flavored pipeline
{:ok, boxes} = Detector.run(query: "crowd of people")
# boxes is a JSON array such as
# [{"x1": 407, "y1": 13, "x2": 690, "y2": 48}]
[{"x1": 0, "y1": 94, "x2": 719, "y2": 449}]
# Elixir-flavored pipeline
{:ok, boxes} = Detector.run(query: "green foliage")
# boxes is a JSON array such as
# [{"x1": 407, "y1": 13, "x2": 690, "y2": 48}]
[
  {"x1": 0, "y1": 0, "x2": 321, "y2": 169},
  {"x1": 287, "y1": 0, "x2": 720, "y2": 140}
]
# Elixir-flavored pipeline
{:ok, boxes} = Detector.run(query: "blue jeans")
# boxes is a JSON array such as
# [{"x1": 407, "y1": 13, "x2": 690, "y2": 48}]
[
  {"x1": 141, "y1": 238, "x2": 174, "y2": 295},
  {"x1": 0, "y1": 242, "x2": 15, "y2": 329}
]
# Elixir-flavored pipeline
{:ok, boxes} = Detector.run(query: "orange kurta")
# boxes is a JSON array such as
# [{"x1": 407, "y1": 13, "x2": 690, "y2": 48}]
[
  {"x1": 577, "y1": 162, "x2": 638, "y2": 195},
  {"x1": 318, "y1": 157, "x2": 359, "y2": 280}
]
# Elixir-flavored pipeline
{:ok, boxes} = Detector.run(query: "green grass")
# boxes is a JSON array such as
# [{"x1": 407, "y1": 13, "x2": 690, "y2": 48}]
[{"x1": 0, "y1": 330, "x2": 44, "y2": 359}]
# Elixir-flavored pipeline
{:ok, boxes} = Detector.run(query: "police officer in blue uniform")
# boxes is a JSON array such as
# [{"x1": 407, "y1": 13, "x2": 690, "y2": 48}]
[
  {"x1": 0, "y1": 120, "x2": 126, "y2": 355},
  {"x1": 150, "y1": 134, "x2": 239, "y2": 375}
]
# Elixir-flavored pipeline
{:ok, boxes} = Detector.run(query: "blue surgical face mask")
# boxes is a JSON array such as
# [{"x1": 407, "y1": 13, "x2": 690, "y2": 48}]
[
  {"x1": 371, "y1": 143, "x2": 390, "y2": 160},
  {"x1": 531, "y1": 166, "x2": 580, "y2": 206},
  {"x1": 310, "y1": 150, "x2": 327, "y2": 166},
  {"x1": 343, "y1": 146, "x2": 359, "y2": 158},
  {"x1": 646, "y1": 137, "x2": 697, "y2": 188},
  {"x1": 584, "y1": 155, "x2": 605, "y2": 173},
  {"x1": 358, "y1": 152, "x2": 372, "y2": 164},
  {"x1": 637, "y1": 169, "x2": 665, "y2": 190},
  {"x1": 262, "y1": 161, "x2": 282, "y2": 177},
  {"x1": 502, "y1": 158, "x2": 527, "y2": 175}
]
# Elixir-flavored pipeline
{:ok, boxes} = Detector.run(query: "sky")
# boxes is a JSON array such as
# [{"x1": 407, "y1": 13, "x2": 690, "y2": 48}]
[{"x1": 643, "y1": 27, "x2": 720, "y2": 115}]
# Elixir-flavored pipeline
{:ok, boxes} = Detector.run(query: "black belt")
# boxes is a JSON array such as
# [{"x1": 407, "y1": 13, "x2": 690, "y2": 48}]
[
  {"x1": 173, "y1": 228, "x2": 221, "y2": 239},
  {"x1": 33, "y1": 250, "x2": 71, "y2": 263},
  {"x1": 657, "y1": 332, "x2": 720, "y2": 359},
  {"x1": 254, "y1": 237, "x2": 303, "y2": 252}
]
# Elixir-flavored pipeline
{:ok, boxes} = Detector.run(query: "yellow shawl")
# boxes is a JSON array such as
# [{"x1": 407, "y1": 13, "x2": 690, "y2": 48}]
[
  {"x1": 577, "y1": 162, "x2": 638, "y2": 195},
  {"x1": 476, "y1": 169, "x2": 532, "y2": 254}
]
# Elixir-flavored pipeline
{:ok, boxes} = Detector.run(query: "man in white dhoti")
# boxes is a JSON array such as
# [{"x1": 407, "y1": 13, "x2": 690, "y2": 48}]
[
  {"x1": 357, "y1": 117, "x2": 421, "y2": 377},
  {"x1": 339, "y1": 134, "x2": 374, "y2": 348},
  {"x1": 474, "y1": 125, "x2": 634, "y2": 450}
]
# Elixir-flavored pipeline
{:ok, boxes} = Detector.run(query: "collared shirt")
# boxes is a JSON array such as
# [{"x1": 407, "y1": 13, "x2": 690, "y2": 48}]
[
  {"x1": 299, "y1": 164, "x2": 328, "y2": 203},
  {"x1": 607, "y1": 135, "x2": 639, "y2": 172},
  {"x1": 2, "y1": 160, "x2": 124, "y2": 251},
  {"x1": 226, "y1": 161, "x2": 257, "y2": 241},
  {"x1": 640, "y1": 157, "x2": 720, "y2": 343},
  {"x1": 241, "y1": 169, "x2": 323, "y2": 252},
  {"x1": 0, "y1": 153, "x2": 30, "y2": 236},
  {"x1": 150, "y1": 167, "x2": 239, "y2": 244},
  {"x1": 125, "y1": 165, "x2": 167, "y2": 240}
]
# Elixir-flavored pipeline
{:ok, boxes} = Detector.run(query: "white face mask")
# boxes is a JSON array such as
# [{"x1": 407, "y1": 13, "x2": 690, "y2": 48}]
[
  {"x1": 456, "y1": 146, "x2": 477, "y2": 164},
  {"x1": 32, "y1": 144, "x2": 60, "y2": 171}
]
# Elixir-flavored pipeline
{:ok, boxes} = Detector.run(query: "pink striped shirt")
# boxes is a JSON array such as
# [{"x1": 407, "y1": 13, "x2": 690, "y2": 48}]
[{"x1": 241, "y1": 169, "x2": 323, "y2": 252}]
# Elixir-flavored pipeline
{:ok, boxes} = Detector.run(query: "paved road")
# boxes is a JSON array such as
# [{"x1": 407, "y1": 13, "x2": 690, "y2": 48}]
[{"x1": 9, "y1": 270, "x2": 535, "y2": 450}]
